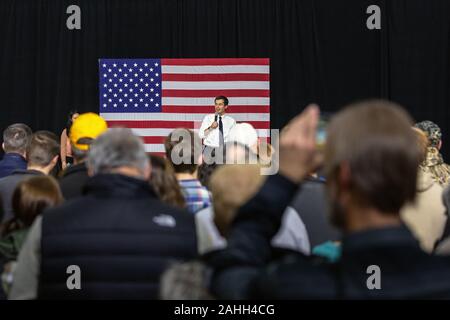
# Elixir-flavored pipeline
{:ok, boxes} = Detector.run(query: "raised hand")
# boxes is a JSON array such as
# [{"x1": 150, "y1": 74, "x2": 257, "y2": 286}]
[{"x1": 279, "y1": 104, "x2": 323, "y2": 183}]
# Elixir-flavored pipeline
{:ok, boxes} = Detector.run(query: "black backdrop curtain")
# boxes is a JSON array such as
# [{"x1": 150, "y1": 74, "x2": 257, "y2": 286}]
[{"x1": 0, "y1": 0, "x2": 449, "y2": 157}]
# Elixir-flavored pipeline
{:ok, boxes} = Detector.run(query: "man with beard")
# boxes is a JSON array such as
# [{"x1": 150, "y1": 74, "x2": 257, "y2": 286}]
[{"x1": 206, "y1": 100, "x2": 450, "y2": 299}]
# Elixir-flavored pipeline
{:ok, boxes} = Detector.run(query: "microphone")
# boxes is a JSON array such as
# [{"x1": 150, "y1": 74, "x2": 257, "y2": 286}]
[{"x1": 214, "y1": 113, "x2": 218, "y2": 122}]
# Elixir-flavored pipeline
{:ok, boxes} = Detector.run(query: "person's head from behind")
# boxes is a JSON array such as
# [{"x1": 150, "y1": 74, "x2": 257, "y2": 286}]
[
  {"x1": 210, "y1": 164, "x2": 265, "y2": 237},
  {"x1": 324, "y1": 100, "x2": 420, "y2": 232},
  {"x1": 198, "y1": 162, "x2": 220, "y2": 190},
  {"x1": 414, "y1": 120, "x2": 442, "y2": 150},
  {"x1": 26, "y1": 131, "x2": 60, "y2": 174},
  {"x1": 2, "y1": 123, "x2": 32, "y2": 156},
  {"x1": 69, "y1": 113, "x2": 108, "y2": 163},
  {"x1": 227, "y1": 123, "x2": 259, "y2": 154},
  {"x1": 3, "y1": 176, "x2": 63, "y2": 236},
  {"x1": 149, "y1": 155, "x2": 185, "y2": 208},
  {"x1": 214, "y1": 96, "x2": 229, "y2": 115},
  {"x1": 87, "y1": 128, "x2": 150, "y2": 180},
  {"x1": 164, "y1": 128, "x2": 202, "y2": 176}
]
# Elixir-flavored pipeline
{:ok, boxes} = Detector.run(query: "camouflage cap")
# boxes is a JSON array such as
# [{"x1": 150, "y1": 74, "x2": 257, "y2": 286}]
[{"x1": 414, "y1": 120, "x2": 442, "y2": 148}]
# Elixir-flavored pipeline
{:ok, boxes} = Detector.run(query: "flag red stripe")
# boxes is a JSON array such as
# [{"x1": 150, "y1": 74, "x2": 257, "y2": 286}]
[
  {"x1": 107, "y1": 120, "x2": 195, "y2": 128},
  {"x1": 106, "y1": 120, "x2": 270, "y2": 129},
  {"x1": 149, "y1": 152, "x2": 166, "y2": 157},
  {"x1": 162, "y1": 105, "x2": 270, "y2": 113},
  {"x1": 142, "y1": 136, "x2": 167, "y2": 144},
  {"x1": 162, "y1": 89, "x2": 269, "y2": 98},
  {"x1": 162, "y1": 73, "x2": 270, "y2": 82},
  {"x1": 162, "y1": 58, "x2": 269, "y2": 66}
]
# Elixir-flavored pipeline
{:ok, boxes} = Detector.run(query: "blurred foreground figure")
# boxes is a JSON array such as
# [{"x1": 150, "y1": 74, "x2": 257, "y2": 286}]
[
  {"x1": 207, "y1": 100, "x2": 450, "y2": 299},
  {"x1": 10, "y1": 128, "x2": 197, "y2": 299}
]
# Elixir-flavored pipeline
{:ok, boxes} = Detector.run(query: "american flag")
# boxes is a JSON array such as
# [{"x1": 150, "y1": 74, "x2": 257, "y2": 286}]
[{"x1": 99, "y1": 58, "x2": 270, "y2": 154}]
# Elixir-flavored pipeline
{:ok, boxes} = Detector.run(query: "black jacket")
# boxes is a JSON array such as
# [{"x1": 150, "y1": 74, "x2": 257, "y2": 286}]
[
  {"x1": 39, "y1": 173, "x2": 197, "y2": 299},
  {"x1": 58, "y1": 162, "x2": 89, "y2": 200},
  {"x1": 206, "y1": 174, "x2": 450, "y2": 299},
  {"x1": 0, "y1": 169, "x2": 44, "y2": 222}
]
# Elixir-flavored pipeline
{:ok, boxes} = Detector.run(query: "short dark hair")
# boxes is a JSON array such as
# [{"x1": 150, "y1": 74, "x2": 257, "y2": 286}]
[
  {"x1": 325, "y1": 100, "x2": 420, "y2": 214},
  {"x1": 164, "y1": 129, "x2": 202, "y2": 174},
  {"x1": 215, "y1": 96, "x2": 229, "y2": 106},
  {"x1": 26, "y1": 131, "x2": 60, "y2": 167},
  {"x1": 198, "y1": 162, "x2": 220, "y2": 189},
  {"x1": 71, "y1": 143, "x2": 89, "y2": 162},
  {"x1": 2, "y1": 123, "x2": 32, "y2": 154}
]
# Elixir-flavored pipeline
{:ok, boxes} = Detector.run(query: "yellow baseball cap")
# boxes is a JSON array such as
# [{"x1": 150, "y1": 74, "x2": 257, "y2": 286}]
[{"x1": 70, "y1": 113, "x2": 108, "y2": 151}]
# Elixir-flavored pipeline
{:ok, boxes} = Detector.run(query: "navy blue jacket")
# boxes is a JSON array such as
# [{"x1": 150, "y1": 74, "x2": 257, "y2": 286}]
[
  {"x1": 39, "y1": 173, "x2": 197, "y2": 299},
  {"x1": 207, "y1": 174, "x2": 450, "y2": 299},
  {"x1": 0, "y1": 153, "x2": 26, "y2": 179}
]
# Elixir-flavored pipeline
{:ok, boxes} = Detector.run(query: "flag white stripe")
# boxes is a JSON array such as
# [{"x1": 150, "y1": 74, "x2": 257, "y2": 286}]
[
  {"x1": 162, "y1": 81, "x2": 269, "y2": 90},
  {"x1": 162, "y1": 97, "x2": 269, "y2": 106},
  {"x1": 162, "y1": 65, "x2": 269, "y2": 74},
  {"x1": 130, "y1": 128, "x2": 271, "y2": 137},
  {"x1": 144, "y1": 144, "x2": 166, "y2": 153},
  {"x1": 101, "y1": 113, "x2": 270, "y2": 122}
]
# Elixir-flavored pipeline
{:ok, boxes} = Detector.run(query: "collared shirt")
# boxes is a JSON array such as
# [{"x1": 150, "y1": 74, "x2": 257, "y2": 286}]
[
  {"x1": 199, "y1": 114, "x2": 236, "y2": 148},
  {"x1": 179, "y1": 179, "x2": 212, "y2": 214}
]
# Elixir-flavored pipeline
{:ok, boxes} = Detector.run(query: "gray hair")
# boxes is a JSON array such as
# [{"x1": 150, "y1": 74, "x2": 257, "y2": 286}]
[
  {"x1": 71, "y1": 143, "x2": 89, "y2": 162},
  {"x1": 160, "y1": 261, "x2": 214, "y2": 300},
  {"x1": 3, "y1": 123, "x2": 32, "y2": 154},
  {"x1": 87, "y1": 128, "x2": 149, "y2": 175}
]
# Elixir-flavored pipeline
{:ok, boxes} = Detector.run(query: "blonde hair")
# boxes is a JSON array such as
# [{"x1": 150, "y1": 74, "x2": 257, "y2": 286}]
[
  {"x1": 412, "y1": 127, "x2": 429, "y2": 163},
  {"x1": 210, "y1": 165, "x2": 265, "y2": 236}
]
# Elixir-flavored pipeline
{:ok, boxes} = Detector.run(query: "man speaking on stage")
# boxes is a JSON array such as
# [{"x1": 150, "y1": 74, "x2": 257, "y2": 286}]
[{"x1": 199, "y1": 96, "x2": 236, "y2": 159}]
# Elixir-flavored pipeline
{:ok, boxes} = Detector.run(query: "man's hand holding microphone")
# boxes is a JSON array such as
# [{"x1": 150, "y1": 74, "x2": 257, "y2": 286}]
[{"x1": 205, "y1": 113, "x2": 219, "y2": 135}]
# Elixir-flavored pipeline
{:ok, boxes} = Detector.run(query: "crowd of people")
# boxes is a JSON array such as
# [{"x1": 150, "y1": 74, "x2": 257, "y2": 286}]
[{"x1": 0, "y1": 97, "x2": 450, "y2": 299}]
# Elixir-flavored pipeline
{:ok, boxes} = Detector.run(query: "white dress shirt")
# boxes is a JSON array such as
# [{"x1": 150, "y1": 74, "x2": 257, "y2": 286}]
[{"x1": 198, "y1": 114, "x2": 236, "y2": 147}]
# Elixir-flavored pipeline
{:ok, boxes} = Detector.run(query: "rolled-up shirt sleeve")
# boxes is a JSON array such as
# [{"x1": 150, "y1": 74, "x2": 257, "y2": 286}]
[{"x1": 199, "y1": 115, "x2": 212, "y2": 139}]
